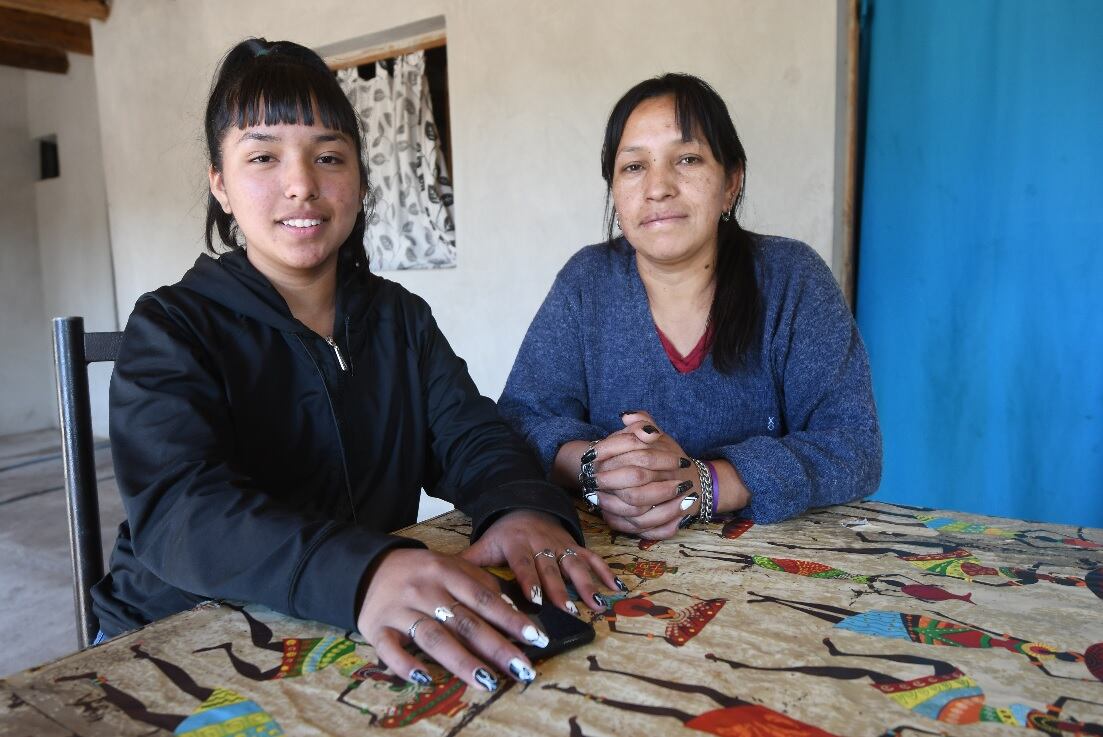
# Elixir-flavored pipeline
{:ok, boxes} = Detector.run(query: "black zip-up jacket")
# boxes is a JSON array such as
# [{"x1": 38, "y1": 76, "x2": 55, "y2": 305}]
[{"x1": 92, "y1": 248, "x2": 583, "y2": 637}]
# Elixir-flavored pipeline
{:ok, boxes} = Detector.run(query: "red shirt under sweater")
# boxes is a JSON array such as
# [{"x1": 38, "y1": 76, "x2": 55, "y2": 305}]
[{"x1": 656, "y1": 322, "x2": 715, "y2": 373}]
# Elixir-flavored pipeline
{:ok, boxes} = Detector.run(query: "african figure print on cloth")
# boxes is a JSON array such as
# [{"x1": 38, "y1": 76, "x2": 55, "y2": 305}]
[
  {"x1": 747, "y1": 590, "x2": 1103, "y2": 683},
  {"x1": 707, "y1": 637, "x2": 1103, "y2": 732},
  {"x1": 543, "y1": 654, "x2": 844, "y2": 737},
  {"x1": 677, "y1": 542, "x2": 975, "y2": 604},
  {"x1": 53, "y1": 643, "x2": 284, "y2": 737},
  {"x1": 4, "y1": 500, "x2": 1101, "y2": 737},
  {"x1": 770, "y1": 528, "x2": 1103, "y2": 599},
  {"x1": 595, "y1": 588, "x2": 727, "y2": 647},
  {"x1": 194, "y1": 603, "x2": 475, "y2": 726}
]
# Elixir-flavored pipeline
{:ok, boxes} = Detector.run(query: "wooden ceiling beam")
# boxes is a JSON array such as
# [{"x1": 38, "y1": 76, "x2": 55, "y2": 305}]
[
  {"x1": 0, "y1": 6, "x2": 92, "y2": 55},
  {"x1": 0, "y1": 38, "x2": 68, "y2": 74},
  {"x1": 0, "y1": 0, "x2": 107, "y2": 23}
]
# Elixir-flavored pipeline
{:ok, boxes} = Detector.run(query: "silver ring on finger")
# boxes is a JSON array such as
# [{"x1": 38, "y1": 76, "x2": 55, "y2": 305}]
[
  {"x1": 557, "y1": 548, "x2": 579, "y2": 565},
  {"x1": 433, "y1": 605, "x2": 455, "y2": 623},
  {"x1": 407, "y1": 615, "x2": 430, "y2": 640},
  {"x1": 534, "y1": 548, "x2": 556, "y2": 560}
]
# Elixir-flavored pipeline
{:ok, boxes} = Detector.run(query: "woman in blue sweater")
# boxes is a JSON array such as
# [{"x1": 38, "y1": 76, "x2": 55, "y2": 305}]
[{"x1": 498, "y1": 74, "x2": 882, "y2": 539}]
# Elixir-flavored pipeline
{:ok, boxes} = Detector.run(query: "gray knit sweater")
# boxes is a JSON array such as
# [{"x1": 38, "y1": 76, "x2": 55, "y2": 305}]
[{"x1": 498, "y1": 235, "x2": 882, "y2": 524}]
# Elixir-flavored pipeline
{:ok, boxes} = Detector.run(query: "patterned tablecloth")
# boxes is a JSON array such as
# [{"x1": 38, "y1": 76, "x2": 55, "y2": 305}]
[{"x1": 2, "y1": 500, "x2": 1101, "y2": 736}]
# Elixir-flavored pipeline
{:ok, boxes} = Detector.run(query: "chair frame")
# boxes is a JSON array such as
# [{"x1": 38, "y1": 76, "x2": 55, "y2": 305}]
[{"x1": 51, "y1": 316, "x2": 122, "y2": 649}]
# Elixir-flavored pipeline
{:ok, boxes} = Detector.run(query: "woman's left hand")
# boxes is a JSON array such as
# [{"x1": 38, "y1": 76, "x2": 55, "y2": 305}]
[
  {"x1": 460, "y1": 510, "x2": 620, "y2": 614},
  {"x1": 592, "y1": 411, "x2": 703, "y2": 539}
]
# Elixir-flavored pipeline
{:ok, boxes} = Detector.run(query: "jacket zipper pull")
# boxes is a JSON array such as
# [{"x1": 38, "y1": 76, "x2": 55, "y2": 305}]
[{"x1": 324, "y1": 336, "x2": 348, "y2": 372}]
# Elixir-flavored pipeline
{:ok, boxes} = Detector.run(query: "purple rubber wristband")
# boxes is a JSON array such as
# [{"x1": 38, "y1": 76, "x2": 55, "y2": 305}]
[{"x1": 705, "y1": 461, "x2": 719, "y2": 515}]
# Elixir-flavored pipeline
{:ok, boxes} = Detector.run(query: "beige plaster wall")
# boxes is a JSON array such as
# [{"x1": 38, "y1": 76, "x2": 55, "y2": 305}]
[
  {"x1": 0, "y1": 67, "x2": 52, "y2": 435},
  {"x1": 91, "y1": 0, "x2": 839, "y2": 399},
  {"x1": 27, "y1": 55, "x2": 116, "y2": 437}
]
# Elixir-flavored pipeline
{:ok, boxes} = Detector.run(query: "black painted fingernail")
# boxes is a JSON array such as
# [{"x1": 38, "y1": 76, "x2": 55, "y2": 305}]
[
  {"x1": 677, "y1": 480, "x2": 694, "y2": 493},
  {"x1": 409, "y1": 668, "x2": 432, "y2": 685},
  {"x1": 473, "y1": 667, "x2": 498, "y2": 692},
  {"x1": 581, "y1": 448, "x2": 597, "y2": 464},
  {"x1": 642, "y1": 425, "x2": 658, "y2": 434},
  {"x1": 679, "y1": 456, "x2": 691, "y2": 468},
  {"x1": 614, "y1": 577, "x2": 629, "y2": 593},
  {"x1": 593, "y1": 592, "x2": 610, "y2": 608},
  {"x1": 620, "y1": 409, "x2": 642, "y2": 417},
  {"x1": 679, "y1": 514, "x2": 695, "y2": 529}
]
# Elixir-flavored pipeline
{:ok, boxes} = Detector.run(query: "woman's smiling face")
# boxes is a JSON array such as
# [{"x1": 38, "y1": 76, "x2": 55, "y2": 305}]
[
  {"x1": 611, "y1": 94, "x2": 741, "y2": 268},
  {"x1": 208, "y1": 118, "x2": 364, "y2": 282}
]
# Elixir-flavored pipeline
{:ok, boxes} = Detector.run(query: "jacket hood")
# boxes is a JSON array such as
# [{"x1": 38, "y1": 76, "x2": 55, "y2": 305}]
[{"x1": 176, "y1": 247, "x2": 372, "y2": 334}]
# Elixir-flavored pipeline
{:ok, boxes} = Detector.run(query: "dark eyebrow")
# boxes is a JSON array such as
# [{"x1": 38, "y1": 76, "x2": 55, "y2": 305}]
[
  {"x1": 239, "y1": 131, "x2": 279, "y2": 144},
  {"x1": 616, "y1": 137, "x2": 703, "y2": 158},
  {"x1": 235, "y1": 131, "x2": 349, "y2": 144}
]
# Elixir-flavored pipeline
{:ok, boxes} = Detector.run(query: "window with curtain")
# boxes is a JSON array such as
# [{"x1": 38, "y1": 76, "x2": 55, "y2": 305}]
[{"x1": 337, "y1": 48, "x2": 456, "y2": 270}]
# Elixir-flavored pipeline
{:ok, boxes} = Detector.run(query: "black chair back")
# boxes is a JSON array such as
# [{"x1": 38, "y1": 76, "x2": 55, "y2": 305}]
[{"x1": 51, "y1": 316, "x2": 122, "y2": 649}]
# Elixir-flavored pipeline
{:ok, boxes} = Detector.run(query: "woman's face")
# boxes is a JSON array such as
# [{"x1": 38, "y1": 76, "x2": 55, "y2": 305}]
[
  {"x1": 611, "y1": 95, "x2": 741, "y2": 268},
  {"x1": 209, "y1": 118, "x2": 363, "y2": 282}
]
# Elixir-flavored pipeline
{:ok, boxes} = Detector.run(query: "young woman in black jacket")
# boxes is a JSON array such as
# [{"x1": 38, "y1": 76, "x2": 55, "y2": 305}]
[{"x1": 91, "y1": 38, "x2": 616, "y2": 693}]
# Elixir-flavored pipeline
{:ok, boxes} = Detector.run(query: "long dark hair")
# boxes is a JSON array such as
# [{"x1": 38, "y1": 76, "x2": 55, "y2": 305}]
[
  {"x1": 600, "y1": 73, "x2": 761, "y2": 372},
  {"x1": 203, "y1": 38, "x2": 368, "y2": 263}
]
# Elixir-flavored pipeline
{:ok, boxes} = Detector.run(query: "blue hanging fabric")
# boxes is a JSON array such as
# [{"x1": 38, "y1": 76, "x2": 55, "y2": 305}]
[{"x1": 856, "y1": 0, "x2": 1103, "y2": 525}]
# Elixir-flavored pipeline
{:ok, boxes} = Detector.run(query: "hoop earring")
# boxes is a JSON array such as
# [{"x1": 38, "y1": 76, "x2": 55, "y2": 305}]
[{"x1": 720, "y1": 200, "x2": 736, "y2": 222}]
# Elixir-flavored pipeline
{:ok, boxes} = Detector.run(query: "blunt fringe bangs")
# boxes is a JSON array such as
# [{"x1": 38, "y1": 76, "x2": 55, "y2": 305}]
[
  {"x1": 204, "y1": 38, "x2": 368, "y2": 258},
  {"x1": 599, "y1": 73, "x2": 761, "y2": 373}
]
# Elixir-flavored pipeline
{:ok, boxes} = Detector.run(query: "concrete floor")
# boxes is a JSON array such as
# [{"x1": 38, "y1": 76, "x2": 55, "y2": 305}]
[
  {"x1": 0, "y1": 428, "x2": 454, "y2": 677},
  {"x1": 0, "y1": 428, "x2": 121, "y2": 676}
]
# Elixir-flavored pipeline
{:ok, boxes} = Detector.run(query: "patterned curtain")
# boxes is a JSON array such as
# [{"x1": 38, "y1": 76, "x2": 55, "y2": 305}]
[{"x1": 337, "y1": 51, "x2": 456, "y2": 270}]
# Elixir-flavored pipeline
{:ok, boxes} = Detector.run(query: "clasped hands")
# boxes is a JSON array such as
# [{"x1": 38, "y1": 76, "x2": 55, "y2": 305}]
[
  {"x1": 356, "y1": 510, "x2": 618, "y2": 694},
  {"x1": 582, "y1": 410, "x2": 704, "y2": 539}
]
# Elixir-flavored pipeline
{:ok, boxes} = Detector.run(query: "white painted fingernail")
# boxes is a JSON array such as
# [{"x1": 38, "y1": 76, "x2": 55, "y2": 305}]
[
  {"x1": 522, "y1": 624, "x2": 550, "y2": 648},
  {"x1": 680, "y1": 493, "x2": 699, "y2": 511},
  {"x1": 508, "y1": 657, "x2": 536, "y2": 683},
  {"x1": 530, "y1": 585, "x2": 543, "y2": 606},
  {"x1": 500, "y1": 593, "x2": 519, "y2": 611},
  {"x1": 584, "y1": 491, "x2": 599, "y2": 507},
  {"x1": 565, "y1": 600, "x2": 579, "y2": 616}
]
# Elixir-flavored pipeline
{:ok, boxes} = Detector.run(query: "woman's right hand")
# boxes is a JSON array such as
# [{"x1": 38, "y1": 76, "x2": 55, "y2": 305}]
[{"x1": 356, "y1": 548, "x2": 547, "y2": 691}]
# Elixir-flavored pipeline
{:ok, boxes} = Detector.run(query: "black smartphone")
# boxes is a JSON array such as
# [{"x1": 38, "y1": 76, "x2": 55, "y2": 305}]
[{"x1": 497, "y1": 576, "x2": 595, "y2": 661}]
